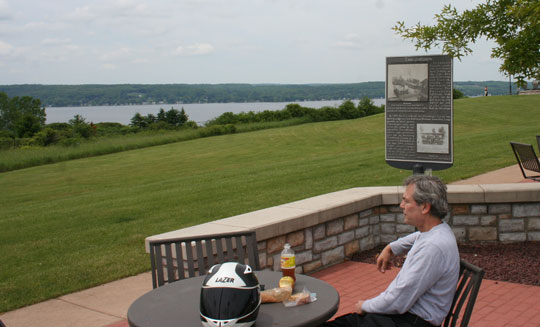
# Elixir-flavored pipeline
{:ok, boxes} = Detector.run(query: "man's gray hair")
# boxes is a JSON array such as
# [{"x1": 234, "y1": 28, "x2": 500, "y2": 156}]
[{"x1": 404, "y1": 175, "x2": 448, "y2": 219}]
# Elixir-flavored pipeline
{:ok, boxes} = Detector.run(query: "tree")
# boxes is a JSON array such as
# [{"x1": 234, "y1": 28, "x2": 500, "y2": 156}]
[
  {"x1": 0, "y1": 92, "x2": 46, "y2": 136},
  {"x1": 393, "y1": 0, "x2": 540, "y2": 87}
]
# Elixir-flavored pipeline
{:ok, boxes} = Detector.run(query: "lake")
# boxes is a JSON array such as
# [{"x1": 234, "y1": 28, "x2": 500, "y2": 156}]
[{"x1": 46, "y1": 99, "x2": 385, "y2": 126}]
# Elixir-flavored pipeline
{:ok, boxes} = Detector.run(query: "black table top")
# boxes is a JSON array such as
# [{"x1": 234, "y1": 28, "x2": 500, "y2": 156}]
[{"x1": 128, "y1": 270, "x2": 340, "y2": 327}]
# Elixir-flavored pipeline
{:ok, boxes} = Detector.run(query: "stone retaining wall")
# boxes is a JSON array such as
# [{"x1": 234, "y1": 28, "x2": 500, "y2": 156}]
[{"x1": 146, "y1": 183, "x2": 540, "y2": 274}]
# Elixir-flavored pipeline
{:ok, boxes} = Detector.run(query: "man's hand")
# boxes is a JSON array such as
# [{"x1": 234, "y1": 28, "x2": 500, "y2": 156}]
[
  {"x1": 355, "y1": 300, "x2": 364, "y2": 315},
  {"x1": 376, "y1": 244, "x2": 394, "y2": 273}
]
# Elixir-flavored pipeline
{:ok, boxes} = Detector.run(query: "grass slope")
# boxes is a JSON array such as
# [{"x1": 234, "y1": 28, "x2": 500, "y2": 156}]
[{"x1": 0, "y1": 95, "x2": 539, "y2": 312}]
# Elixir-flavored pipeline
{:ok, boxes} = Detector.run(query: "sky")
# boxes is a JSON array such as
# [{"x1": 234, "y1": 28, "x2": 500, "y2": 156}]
[{"x1": 0, "y1": 0, "x2": 508, "y2": 85}]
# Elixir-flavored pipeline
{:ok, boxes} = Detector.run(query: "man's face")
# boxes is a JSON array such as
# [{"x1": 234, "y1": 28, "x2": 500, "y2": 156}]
[{"x1": 400, "y1": 184, "x2": 426, "y2": 227}]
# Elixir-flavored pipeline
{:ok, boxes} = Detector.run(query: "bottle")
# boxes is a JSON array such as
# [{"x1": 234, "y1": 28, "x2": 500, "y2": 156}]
[{"x1": 280, "y1": 243, "x2": 296, "y2": 281}]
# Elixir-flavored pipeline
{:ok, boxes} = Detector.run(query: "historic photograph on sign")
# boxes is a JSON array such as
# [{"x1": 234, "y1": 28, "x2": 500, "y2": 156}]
[
  {"x1": 416, "y1": 123, "x2": 449, "y2": 154},
  {"x1": 387, "y1": 63, "x2": 429, "y2": 102}
]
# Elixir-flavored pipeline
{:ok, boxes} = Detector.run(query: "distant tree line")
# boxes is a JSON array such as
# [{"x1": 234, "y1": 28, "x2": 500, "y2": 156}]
[
  {"x1": 0, "y1": 81, "x2": 518, "y2": 107},
  {"x1": 206, "y1": 97, "x2": 384, "y2": 126}
]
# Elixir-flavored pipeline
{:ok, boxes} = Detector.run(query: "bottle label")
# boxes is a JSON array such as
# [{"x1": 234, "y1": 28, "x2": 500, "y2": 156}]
[{"x1": 281, "y1": 256, "x2": 295, "y2": 269}]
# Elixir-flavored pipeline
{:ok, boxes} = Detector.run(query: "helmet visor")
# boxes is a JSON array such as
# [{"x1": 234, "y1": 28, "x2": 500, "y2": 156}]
[{"x1": 200, "y1": 287, "x2": 260, "y2": 320}]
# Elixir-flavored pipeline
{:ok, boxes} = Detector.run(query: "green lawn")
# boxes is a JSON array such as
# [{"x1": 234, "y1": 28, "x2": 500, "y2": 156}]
[{"x1": 0, "y1": 95, "x2": 539, "y2": 312}]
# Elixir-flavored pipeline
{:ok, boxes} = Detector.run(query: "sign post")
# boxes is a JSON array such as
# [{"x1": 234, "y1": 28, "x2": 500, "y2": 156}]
[{"x1": 385, "y1": 55, "x2": 453, "y2": 173}]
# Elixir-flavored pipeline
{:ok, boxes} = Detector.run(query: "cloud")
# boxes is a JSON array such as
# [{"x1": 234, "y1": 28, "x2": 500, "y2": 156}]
[
  {"x1": 67, "y1": 6, "x2": 96, "y2": 22},
  {"x1": 0, "y1": 0, "x2": 12, "y2": 20},
  {"x1": 175, "y1": 43, "x2": 215, "y2": 56},
  {"x1": 102, "y1": 63, "x2": 117, "y2": 70},
  {"x1": 335, "y1": 33, "x2": 363, "y2": 49},
  {"x1": 41, "y1": 38, "x2": 72, "y2": 46},
  {"x1": 0, "y1": 40, "x2": 13, "y2": 55},
  {"x1": 100, "y1": 47, "x2": 133, "y2": 61}
]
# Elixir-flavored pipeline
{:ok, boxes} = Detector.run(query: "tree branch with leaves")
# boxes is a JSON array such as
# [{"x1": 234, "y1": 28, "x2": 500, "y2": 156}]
[{"x1": 393, "y1": 0, "x2": 539, "y2": 87}]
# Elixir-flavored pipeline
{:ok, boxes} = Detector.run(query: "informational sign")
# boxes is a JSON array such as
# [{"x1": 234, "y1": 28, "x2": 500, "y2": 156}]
[{"x1": 385, "y1": 55, "x2": 453, "y2": 171}]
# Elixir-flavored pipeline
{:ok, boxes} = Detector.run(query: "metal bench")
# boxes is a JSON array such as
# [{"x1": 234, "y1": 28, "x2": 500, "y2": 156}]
[
  {"x1": 149, "y1": 230, "x2": 260, "y2": 288},
  {"x1": 510, "y1": 142, "x2": 540, "y2": 181},
  {"x1": 443, "y1": 259, "x2": 485, "y2": 327}
]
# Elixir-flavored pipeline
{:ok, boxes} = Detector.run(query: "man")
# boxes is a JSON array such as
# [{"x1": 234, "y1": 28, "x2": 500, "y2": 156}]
[{"x1": 324, "y1": 175, "x2": 459, "y2": 327}]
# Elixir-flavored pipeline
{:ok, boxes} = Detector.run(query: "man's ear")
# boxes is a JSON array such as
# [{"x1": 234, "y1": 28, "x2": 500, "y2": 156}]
[{"x1": 421, "y1": 202, "x2": 431, "y2": 215}]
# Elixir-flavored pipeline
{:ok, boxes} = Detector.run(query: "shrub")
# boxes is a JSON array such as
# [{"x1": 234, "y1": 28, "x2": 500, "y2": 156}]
[
  {"x1": 31, "y1": 128, "x2": 59, "y2": 146},
  {"x1": 198, "y1": 124, "x2": 236, "y2": 138}
]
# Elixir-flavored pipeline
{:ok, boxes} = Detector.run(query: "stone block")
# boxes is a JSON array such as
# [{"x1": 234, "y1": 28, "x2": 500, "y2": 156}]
[
  {"x1": 296, "y1": 250, "x2": 313, "y2": 265},
  {"x1": 305, "y1": 228, "x2": 313, "y2": 249},
  {"x1": 287, "y1": 230, "x2": 305, "y2": 247},
  {"x1": 452, "y1": 215, "x2": 479, "y2": 226},
  {"x1": 358, "y1": 217, "x2": 370, "y2": 227},
  {"x1": 396, "y1": 213, "x2": 404, "y2": 223},
  {"x1": 303, "y1": 260, "x2": 322, "y2": 274},
  {"x1": 528, "y1": 218, "x2": 540, "y2": 231},
  {"x1": 272, "y1": 253, "x2": 280, "y2": 271},
  {"x1": 338, "y1": 230, "x2": 356, "y2": 245},
  {"x1": 267, "y1": 255, "x2": 273, "y2": 269},
  {"x1": 258, "y1": 253, "x2": 267, "y2": 269},
  {"x1": 360, "y1": 235, "x2": 376, "y2": 251},
  {"x1": 371, "y1": 224, "x2": 380, "y2": 236},
  {"x1": 345, "y1": 240, "x2": 360, "y2": 257},
  {"x1": 359, "y1": 209, "x2": 373, "y2": 218},
  {"x1": 322, "y1": 246, "x2": 344, "y2": 266},
  {"x1": 369, "y1": 216, "x2": 380, "y2": 225},
  {"x1": 451, "y1": 227, "x2": 466, "y2": 242},
  {"x1": 380, "y1": 235, "x2": 397, "y2": 243},
  {"x1": 396, "y1": 224, "x2": 415, "y2": 234},
  {"x1": 451, "y1": 204, "x2": 470, "y2": 215},
  {"x1": 267, "y1": 235, "x2": 286, "y2": 254},
  {"x1": 499, "y1": 219, "x2": 525, "y2": 232},
  {"x1": 313, "y1": 236, "x2": 338, "y2": 253},
  {"x1": 355, "y1": 226, "x2": 370, "y2": 238},
  {"x1": 313, "y1": 224, "x2": 326, "y2": 240},
  {"x1": 380, "y1": 214, "x2": 396, "y2": 222},
  {"x1": 327, "y1": 219, "x2": 344, "y2": 236},
  {"x1": 379, "y1": 207, "x2": 388, "y2": 214},
  {"x1": 257, "y1": 241, "x2": 266, "y2": 251},
  {"x1": 380, "y1": 223, "x2": 396, "y2": 234},
  {"x1": 471, "y1": 205, "x2": 488, "y2": 214},
  {"x1": 388, "y1": 205, "x2": 402, "y2": 213},
  {"x1": 344, "y1": 214, "x2": 359, "y2": 230},
  {"x1": 480, "y1": 215, "x2": 497, "y2": 226},
  {"x1": 527, "y1": 232, "x2": 540, "y2": 241},
  {"x1": 513, "y1": 203, "x2": 540, "y2": 218},
  {"x1": 488, "y1": 204, "x2": 511, "y2": 214},
  {"x1": 469, "y1": 227, "x2": 497, "y2": 241},
  {"x1": 499, "y1": 232, "x2": 526, "y2": 242}
]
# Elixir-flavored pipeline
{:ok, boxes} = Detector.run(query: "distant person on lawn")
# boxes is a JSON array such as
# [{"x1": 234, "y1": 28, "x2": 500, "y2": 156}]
[{"x1": 324, "y1": 175, "x2": 459, "y2": 327}]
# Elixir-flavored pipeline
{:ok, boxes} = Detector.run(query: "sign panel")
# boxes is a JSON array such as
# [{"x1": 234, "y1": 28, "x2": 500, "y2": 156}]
[{"x1": 385, "y1": 55, "x2": 453, "y2": 171}]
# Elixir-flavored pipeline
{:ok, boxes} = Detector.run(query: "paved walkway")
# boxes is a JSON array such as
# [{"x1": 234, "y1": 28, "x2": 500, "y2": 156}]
[{"x1": 1, "y1": 163, "x2": 538, "y2": 327}]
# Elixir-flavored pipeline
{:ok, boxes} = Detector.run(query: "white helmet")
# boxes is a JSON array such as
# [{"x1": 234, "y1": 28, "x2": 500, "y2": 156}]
[{"x1": 200, "y1": 262, "x2": 261, "y2": 327}]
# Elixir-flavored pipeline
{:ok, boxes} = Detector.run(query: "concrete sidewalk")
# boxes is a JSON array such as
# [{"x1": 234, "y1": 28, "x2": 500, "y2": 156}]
[{"x1": 0, "y1": 163, "x2": 535, "y2": 327}]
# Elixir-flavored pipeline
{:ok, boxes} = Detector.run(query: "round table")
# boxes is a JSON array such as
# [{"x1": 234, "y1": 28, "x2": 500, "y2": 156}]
[{"x1": 128, "y1": 270, "x2": 340, "y2": 327}]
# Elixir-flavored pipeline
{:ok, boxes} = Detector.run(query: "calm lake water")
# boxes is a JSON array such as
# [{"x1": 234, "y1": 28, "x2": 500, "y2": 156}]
[{"x1": 46, "y1": 99, "x2": 385, "y2": 126}]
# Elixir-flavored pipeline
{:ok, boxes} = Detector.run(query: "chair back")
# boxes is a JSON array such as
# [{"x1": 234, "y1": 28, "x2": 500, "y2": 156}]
[
  {"x1": 149, "y1": 230, "x2": 260, "y2": 289},
  {"x1": 510, "y1": 142, "x2": 540, "y2": 180},
  {"x1": 443, "y1": 260, "x2": 485, "y2": 327}
]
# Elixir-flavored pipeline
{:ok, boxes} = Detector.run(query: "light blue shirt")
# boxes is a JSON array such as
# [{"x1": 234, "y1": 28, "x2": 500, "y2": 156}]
[{"x1": 362, "y1": 222, "x2": 459, "y2": 326}]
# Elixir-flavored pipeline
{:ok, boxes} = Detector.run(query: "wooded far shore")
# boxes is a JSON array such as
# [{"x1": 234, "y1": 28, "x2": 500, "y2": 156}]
[{"x1": 0, "y1": 81, "x2": 516, "y2": 107}]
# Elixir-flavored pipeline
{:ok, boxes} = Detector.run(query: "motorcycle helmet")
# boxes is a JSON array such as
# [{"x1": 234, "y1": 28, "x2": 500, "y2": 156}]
[{"x1": 200, "y1": 262, "x2": 261, "y2": 327}]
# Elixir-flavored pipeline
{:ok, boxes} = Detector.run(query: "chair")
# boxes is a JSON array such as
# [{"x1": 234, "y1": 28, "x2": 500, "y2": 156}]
[
  {"x1": 149, "y1": 230, "x2": 260, "y2": 289},
  {"x1": 536, "y1": 135, "x2": 540, "y2": 152},
  {"x1": 510, "y1": 142, "x2": 540, "y2": 181},
  {"x1": 443, "y1": 259, "x2": 485, "y2": 327}
]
